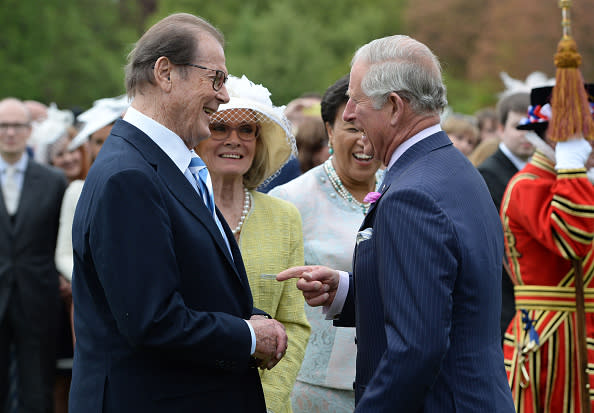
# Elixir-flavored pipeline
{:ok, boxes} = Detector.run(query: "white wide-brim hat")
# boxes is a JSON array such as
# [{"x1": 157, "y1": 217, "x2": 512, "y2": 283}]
[
  {"x1": 211, "y1": 75, "x2": 296, "y2": 187},
  {"x1": 68, "y1": 94, "x2": 131, "y2": 151}
]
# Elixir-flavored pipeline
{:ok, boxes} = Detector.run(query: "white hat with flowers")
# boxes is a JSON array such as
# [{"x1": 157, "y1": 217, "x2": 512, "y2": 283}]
[{"x1": 210, "y1": 74, "x2": 297, "y2": 188}]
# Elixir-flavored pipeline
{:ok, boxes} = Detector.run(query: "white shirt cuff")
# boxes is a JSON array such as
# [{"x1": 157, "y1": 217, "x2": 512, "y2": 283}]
[
  {"x1": 323, "y1": 270, "x2": 350, "y2": 320},
  {"x1": 245, "y1": 320, "x2": 256, "y2": 355}
]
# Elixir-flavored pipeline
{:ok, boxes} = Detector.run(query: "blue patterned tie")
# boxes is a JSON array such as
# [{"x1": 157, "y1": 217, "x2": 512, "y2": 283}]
[{"x1": 188, "y1": 155, "x2": 216, "y2": 217}]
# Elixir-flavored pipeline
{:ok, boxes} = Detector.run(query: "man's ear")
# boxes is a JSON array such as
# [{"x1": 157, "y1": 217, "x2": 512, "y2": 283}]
[
  {"x1": 154, "y1": 56, "x2": 173, "y2": 91},
  {"x1": 387, "y1": 92, "x2": 404, "y2": 126}
]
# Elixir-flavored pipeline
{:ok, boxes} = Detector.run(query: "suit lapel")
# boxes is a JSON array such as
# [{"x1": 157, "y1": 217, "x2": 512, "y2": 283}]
[
  {"x1": 354, "y1": 131, "x2": 452, "y2": 284},
  {"x1": 494, "y1": 148, "x2": 520, "y2": 178},
  {"x1": 0, "y1": 184, "x2": 11, "y2": 234},
  {"x1": 110, "y1": 121, "x2": 240, "y2": 276},
  {"x1": 12, "y1": 161, "x2": 42, "y2": 234},
  {"x1": 365, "y1": 131, "x2": 452, "y2": 218}
]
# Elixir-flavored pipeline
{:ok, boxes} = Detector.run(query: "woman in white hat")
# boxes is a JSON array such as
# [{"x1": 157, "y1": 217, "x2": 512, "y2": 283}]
[{"x1": 195, "y1": 75, "x2": 310, "y2": 413}]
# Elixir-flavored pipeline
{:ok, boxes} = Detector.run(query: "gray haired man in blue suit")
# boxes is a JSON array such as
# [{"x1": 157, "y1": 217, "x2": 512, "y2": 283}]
[{"x1": 278, "y1": 35, "x2": 515, "y2": 412}]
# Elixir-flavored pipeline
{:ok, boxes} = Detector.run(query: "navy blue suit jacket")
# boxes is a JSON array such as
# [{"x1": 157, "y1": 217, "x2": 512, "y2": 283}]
[
  {"x1": 69, "y1": 120, "x2": 266, "y2": 412},
  {"x1": 336, "y1": 131, "x2": 515, "y2": 412}
]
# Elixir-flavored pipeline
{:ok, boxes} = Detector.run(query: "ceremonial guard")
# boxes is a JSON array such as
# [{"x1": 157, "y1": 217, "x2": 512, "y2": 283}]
[{"x1": 502, "y1": 2, "x2": 594, "y2": 411}]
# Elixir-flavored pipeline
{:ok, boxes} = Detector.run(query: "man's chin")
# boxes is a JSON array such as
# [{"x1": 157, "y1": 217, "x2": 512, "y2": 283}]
[{"x1": 186, "y1": 131, "x2": 210, "y2": 149}]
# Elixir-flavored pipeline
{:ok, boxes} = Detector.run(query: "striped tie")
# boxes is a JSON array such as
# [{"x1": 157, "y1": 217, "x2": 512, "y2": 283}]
[{"x1": 188, "y1": 155, "x2": 216, "y2": 217}]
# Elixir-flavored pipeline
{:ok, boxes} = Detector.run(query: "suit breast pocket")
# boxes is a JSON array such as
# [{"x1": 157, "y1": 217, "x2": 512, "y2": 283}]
[
  {"x1": 354, "y1": 228, "x2": 375, "y2": 275},
  {"x1": 356, "y1": 228, "x2": 373, "y2": 246}
]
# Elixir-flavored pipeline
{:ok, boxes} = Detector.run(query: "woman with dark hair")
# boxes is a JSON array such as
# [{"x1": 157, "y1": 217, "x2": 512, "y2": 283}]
[{"x1": 270, "y1": 75, "x2": 383, "y2": 413}]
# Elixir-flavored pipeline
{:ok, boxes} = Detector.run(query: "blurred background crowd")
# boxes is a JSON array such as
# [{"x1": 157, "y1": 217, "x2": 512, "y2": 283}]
[
  {"x1": 2, "y1": 1, "x2": 594, "y2": 412},
  {"x1": 2, "y1": 66, "x2": 584, "y2": 413}
]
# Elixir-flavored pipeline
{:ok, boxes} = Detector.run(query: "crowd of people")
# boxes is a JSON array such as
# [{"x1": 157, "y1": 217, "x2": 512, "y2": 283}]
[{"x1": 1, "y1": 10, "x2": 594, "y2": 413}]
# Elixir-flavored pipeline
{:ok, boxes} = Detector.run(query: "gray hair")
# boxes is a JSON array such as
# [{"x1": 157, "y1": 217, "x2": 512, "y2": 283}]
[
  {"x1": 125, "y1": 13, "x2": 224, "y2": 97},
  {"x1": 353, "y1": 35, "x2": 447, "y2": 114}
]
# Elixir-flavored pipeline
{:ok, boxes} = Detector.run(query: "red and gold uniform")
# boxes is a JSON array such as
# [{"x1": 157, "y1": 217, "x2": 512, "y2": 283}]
[{"x1": 502, "y1": 150, "x2": 594, "y2": 412}]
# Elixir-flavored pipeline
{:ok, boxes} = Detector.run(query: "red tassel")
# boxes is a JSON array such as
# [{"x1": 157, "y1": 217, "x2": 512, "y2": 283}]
[{"x1": 549, "y1": 37, "x2": 594, "y2": 142}]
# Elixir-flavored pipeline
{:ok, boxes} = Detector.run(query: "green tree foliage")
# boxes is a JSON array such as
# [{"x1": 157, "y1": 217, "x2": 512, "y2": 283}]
[
  {"x1": 3, "y1": 0, "x2": 593, "y2": 115},
  {"x1": 0, "y1": 0, "x2": 141, "y2": 110},
  {"x1": 151, "y1": 0, "x2": 407, "y2": 105}
]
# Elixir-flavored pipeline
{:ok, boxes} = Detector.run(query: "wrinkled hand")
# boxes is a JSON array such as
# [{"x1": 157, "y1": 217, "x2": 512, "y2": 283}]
[
  {"x1": 277, "y1": 265, "x2": 340, "y2": 307},
  {"x1": 247, "y1": 317, "x2": 287, "y2": 370}
]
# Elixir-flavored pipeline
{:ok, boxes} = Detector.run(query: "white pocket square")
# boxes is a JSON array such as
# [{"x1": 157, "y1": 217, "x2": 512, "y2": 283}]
[{"x1": 356, "y1": 228, "x2": 373, "y2": 245}]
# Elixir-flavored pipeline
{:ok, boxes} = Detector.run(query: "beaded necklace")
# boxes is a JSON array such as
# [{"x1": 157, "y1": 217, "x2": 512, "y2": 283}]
[
  {"x1": 323, "y1": 158, "x2": 371, "y2": 214},
  {"x1": 232, "y1": 187, "x2": 251, "y2": 235}
]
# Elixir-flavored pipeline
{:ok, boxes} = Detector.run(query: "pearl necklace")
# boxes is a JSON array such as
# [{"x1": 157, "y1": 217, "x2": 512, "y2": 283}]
[
  {"x1": 323, "y1": 158, "x2": 371, "y2": 214},
  {"x1": 232, "y1": 187, "x2": 251, "y2": 235}
]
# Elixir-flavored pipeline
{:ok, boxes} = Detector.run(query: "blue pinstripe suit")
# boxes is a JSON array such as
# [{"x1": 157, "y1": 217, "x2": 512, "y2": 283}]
[{"x1": 335, "y1": 131, "x2": 514, "y2": 412}]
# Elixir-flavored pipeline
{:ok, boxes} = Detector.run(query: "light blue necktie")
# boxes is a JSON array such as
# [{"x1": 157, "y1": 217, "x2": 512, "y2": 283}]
[
  {"x1": 188, "y1": 155, "x2": 216, "y2": 217},
  {"x1": 187, "y1": 153, "x2": 234, "y2": 259}
]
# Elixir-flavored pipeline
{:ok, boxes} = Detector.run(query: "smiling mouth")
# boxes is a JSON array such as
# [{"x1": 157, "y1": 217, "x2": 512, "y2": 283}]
[
  {"x1": 353, "y1": 153, "x2": 373, "y2": 161},
  {"x1": 220, "y1": 154, "x2": 242, "y2": 159}
]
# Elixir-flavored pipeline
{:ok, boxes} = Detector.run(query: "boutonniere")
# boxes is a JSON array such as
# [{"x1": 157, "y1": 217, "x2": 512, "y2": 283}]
[{"x1": 363, "y1": 191, "x2": 381, "y2": 203}]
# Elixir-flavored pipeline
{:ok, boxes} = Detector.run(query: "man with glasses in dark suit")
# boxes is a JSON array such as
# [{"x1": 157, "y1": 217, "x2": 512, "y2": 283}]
[
  {"x1": 69, "y1": 13, "x2": 287, "y2": 413},
  {"x1": 0, "y1": 97, "x2": 67, "y2": 412}
]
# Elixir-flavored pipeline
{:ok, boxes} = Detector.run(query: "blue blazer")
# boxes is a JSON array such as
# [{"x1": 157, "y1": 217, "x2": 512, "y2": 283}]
[
  {"x1": 336, "y1": 132, "x2": 515, "y2": 412},
  {"x1": 69, "y1": 120, "x2": 266, "y2": 412}
]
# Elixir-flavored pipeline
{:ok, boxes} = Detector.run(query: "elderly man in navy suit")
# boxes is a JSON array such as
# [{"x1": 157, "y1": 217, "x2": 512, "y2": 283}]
[
  {"x1": 69, "y1": 13, "x2": 287, "y2": 413},
  {"x1": 278, "y1": 35, "x2": 515, "y2": 412}
]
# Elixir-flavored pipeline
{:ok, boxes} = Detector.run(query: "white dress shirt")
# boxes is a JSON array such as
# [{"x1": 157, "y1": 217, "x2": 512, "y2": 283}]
[{"x1": 0, "y1": 153, "x2": 28, "y2": 215}]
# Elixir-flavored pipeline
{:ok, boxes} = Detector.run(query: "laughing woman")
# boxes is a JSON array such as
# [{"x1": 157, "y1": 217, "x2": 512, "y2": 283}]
[
  {"x1": 269, "y1": 75, "x2": 383, "y2": 413},
  {"x1": 195, "y1": 75, "x2": 310, "y2": 413}
]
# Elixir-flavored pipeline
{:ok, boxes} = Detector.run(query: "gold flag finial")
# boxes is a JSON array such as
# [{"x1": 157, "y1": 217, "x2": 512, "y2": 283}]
[{"x1": 559, "y1": 0, "x2": 572, "y2": 38}]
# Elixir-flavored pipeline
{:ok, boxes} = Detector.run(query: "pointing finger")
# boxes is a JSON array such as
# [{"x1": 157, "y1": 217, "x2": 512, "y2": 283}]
[{"x1": 276, "y1": 265, "x2": 316, "y2": 281}]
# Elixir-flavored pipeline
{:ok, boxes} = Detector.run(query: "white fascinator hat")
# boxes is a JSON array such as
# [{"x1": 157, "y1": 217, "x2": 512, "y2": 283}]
[
  {"x1": 210, "y1": 75, "x2": 297, "y2": 189},
  {"x1": 68, "y1": 95, "x2": 131, "y2": 151}
]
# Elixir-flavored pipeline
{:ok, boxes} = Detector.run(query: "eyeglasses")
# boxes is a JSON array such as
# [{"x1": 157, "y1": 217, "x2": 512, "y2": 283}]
[
  {"x1": 184, "y1": 63, "x2": 228, "y2": 91},
  {"x1": 209, "y1": 123, "x2": 259, "y2": 142},
  {"x1": 0, "y1": 123, "x2": 31, "y2": 133}
]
